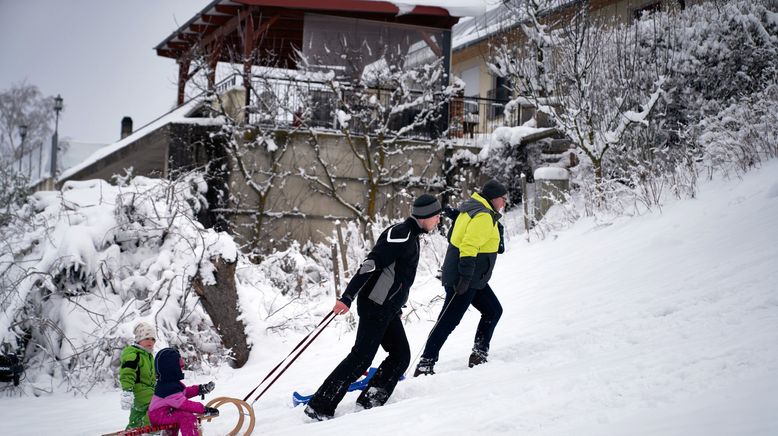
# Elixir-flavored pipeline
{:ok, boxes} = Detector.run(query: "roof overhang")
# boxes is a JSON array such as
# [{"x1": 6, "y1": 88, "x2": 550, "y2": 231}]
[{"x1": 155, "y1": 0, "x2": 461, "y2": 64}]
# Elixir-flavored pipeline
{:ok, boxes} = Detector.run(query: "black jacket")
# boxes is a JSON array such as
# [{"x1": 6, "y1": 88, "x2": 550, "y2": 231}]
[{"x1": 340, "y1": 217, "x2": 422, "y2": 312}]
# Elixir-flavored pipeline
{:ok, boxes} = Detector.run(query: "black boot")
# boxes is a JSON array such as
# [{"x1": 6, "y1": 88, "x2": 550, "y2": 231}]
[
  {"x1": 203, "y1": 406, "x2": 220, "y2": 417},
  {"x1": 413, "y1": 357, "x2": 436, "y2": 377},
  {"x1": 304, "y1": 405, "x2": 333, "y2": 422},
  {"x1": 356, "y1": 386, "x2": 390, "y2": 409},
  {"x1": 468, "y1": 349, "x2": 488, "y2": 368}
]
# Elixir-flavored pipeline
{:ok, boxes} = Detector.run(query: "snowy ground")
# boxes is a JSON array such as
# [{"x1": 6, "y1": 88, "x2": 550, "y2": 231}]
[{"x1": 2, "y1": 160, "x2": 778, "y2": 435}]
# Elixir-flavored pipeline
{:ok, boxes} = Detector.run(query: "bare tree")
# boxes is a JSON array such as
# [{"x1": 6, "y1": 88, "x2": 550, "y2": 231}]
[
  {"x1": 0, "y1": 82, "x2": 55, "y2": 164},
  {"x1": 490, "y1": 1, "x2": 666, "y2": 192},
  {"x1": 296, "y1": 55, "x2": 456, "y2": 227}
]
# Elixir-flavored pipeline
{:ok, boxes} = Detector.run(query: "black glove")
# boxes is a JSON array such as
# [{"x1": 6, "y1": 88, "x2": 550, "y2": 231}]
[
  {"x1": 497, "y1": 222, "x2": 505, "y2": 254},
  {"x1": 203, "y1": 406, "x2": 220, "y2": 417},
  {"x1": 443, "y1": 206, "x2": 459, "y2": 220},
  {"x1": 199, "y1": 381, "x2": 215, "y2": 396},
  {"x1": 454, "y1": 277, "x2": 471, "y2": 295}
]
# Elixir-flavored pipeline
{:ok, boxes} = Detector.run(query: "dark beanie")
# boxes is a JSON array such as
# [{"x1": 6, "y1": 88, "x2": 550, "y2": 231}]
[
  {"x1": 481, "y1": 179, "x2": 508, "y2": 200},
  {"x1": 411, "y1": 194, "x2": 442, "y2": 219}
]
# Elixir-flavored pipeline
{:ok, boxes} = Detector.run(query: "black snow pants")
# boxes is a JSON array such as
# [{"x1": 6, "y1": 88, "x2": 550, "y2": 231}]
[
  {"x1": 421, "y1": 283, "x2": 503, "y2": 361},
  {"x1": 307, "y1": 296, "x2": 410, "y2": 417}
]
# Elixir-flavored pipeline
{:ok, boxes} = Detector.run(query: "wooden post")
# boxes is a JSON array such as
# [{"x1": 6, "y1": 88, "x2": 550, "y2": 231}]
[
  {"x1": 242, "y1": 10, "x2": 255, "y2": 111},
  {"x1": 335, "y1": 221, "x2": 349, "y2": 278},
  {"x1": 521, "y1": 173, "x2": 530, "y2": 242},
  {"x1": 331, "y1": 244, "x2": 341, "y2": 298},
  {"x1": 177, "y1": 59, "x2": 191, "y2": 106}
]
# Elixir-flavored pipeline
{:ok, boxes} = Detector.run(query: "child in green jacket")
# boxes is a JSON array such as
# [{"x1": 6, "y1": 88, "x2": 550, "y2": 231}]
[{"x1": 119, "y1": 322, "x2": 157, "y2": 429}]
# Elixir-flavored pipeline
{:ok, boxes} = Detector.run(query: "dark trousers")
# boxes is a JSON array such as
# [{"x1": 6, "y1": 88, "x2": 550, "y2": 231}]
[
  {"x1": 421, "y1": 284, "x2": 503, "y2": 361},
  {"x1": 307, "y1": 297, "x2": 410, "y2": 417}
]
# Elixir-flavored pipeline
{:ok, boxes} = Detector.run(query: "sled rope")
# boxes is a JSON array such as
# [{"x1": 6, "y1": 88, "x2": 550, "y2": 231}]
[{"x1": 243, "y1": 311, "x2": 337, "y2": 405}]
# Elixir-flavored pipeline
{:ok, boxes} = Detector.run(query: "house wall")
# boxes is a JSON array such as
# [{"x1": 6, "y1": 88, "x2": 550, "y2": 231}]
[{"x1": 224, "y1": 130, "x2": 444, "y2": 252}]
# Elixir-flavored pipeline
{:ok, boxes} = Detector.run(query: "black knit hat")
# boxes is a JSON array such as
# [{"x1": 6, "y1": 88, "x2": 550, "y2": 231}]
[
  {"x1": 411, "y1": 194, "x2": 442, "y2": 219},
  {"x1": 481, "y1": 179, "x2": 508, "y2": 200}
]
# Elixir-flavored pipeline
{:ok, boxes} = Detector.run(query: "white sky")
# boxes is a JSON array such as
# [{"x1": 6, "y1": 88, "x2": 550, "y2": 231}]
[{"x1": 0, "y1": 1, "x2": 205, "y2": 146}]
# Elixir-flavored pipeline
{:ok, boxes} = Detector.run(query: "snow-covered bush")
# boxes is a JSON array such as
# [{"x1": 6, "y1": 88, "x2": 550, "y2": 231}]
[
  {"x1": 698, "y1": 83, "x2": 778, "y2": 177},
  {"x1": 0, "y1": 165, "x2": 30, "y2": 225},
  {"x1": 0, "y1": 174, "x2": 236, "y2": 394}
]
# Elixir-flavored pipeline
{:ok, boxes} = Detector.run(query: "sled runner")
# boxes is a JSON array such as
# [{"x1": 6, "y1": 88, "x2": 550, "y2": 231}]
[{"x1": 101, "y1": 422, "x2": 181, "y2": 436}]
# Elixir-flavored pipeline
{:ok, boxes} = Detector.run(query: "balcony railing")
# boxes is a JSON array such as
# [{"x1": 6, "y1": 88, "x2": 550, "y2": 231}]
[{"x1": 219, "y1": 74, "x2": 525, "y2": 147}]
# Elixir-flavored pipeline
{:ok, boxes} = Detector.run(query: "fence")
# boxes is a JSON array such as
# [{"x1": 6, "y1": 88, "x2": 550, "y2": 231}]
[{"x1": 232, "y1": 74, "x2": 521, "y2": 146}]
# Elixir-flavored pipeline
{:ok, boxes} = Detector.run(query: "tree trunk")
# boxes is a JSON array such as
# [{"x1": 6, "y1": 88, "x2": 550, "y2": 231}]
[{"x1": 193, "y1": 257, "x2": 251, "y2": 368}]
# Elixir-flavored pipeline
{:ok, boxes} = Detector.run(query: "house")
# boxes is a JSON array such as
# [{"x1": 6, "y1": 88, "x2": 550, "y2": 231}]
[
  {"x1": 448, "y1": 0, "x2": 692, "y2": 148},
  {"x1": 60, "y1": 0, "x2": 486, "y2": 254}
]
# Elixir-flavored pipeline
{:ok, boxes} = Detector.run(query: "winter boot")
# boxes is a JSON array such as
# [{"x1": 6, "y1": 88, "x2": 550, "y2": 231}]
[
  {"x1": 356, "y1": 386, "x2": 390, "y2": 409},
  {"x1": 304, "y1": 405, "x2": 333, "y2": 422},
  {"x1": 203, "y1": 406, "x2": 220, "y2": 418},
  {"x1": 468, "y1": 349, "x2": 488, "y2": 368},
  {"x1": 413, "y1": 357, "x2": 436, "y2": 377}
]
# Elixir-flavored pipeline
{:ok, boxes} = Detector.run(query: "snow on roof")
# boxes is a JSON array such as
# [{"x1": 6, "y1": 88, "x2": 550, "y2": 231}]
[
  {"x1": 452, "y1": 0, "x2": 583, "y2": 51},
  {"x1": 374, "y1": 0, "x2": 487, "y2": 17},
  {"x1": 58, "y1": 97, "x2": 222, "y2": 182},
  {"x1": 453, "y1": 2, "x2": 517, "y2": 50}
]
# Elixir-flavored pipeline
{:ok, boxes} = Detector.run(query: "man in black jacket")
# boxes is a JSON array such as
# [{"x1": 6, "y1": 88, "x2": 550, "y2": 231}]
[{"x1": 304, "y1": 194, "x2": 442, "y2": 421}]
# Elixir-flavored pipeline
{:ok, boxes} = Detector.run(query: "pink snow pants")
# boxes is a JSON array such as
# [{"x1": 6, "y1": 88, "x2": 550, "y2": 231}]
[{"x1": 148, "y1": 408, "x2": 199, "y2": 436}]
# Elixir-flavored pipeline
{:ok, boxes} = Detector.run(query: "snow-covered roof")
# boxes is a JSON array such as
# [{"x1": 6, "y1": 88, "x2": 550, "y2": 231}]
[
  {"x1": 157, "y1": 0, "x2": 484, "y2": 62},
  {"x1": 452, "y1": 0, "x2": 584, "y2": 52},
  {"x1": 58, "y1": 97, "x2": 221, "y2": 182},
  {"x1": 368, "y1": 0, "x2": 487, "y2": 17}
]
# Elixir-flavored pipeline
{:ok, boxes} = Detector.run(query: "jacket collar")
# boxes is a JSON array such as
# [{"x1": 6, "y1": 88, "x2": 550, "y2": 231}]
[
  {"x1": 471, "y1": 192, "x2": 494, "y2": 212},
  {"x1": 406, "y1": 216, "x2": 423, "y2": 234}
]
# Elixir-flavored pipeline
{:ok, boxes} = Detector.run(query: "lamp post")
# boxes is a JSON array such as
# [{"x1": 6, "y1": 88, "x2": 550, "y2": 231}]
[
  {"x1": 50, "y1": 94, "x2": 63, "y2": 179},
  {"x1": 18, "y1": 124, "x2": 28, "y2": 172}
]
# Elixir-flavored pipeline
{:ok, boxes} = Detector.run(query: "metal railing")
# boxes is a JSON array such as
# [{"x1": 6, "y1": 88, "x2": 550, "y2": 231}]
[{"x1": 222, "y1": 74, "x2": 522, "y2": 145}]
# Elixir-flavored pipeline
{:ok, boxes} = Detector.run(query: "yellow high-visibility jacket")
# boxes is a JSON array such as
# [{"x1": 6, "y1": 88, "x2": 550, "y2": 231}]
[{"x1": 440, "y1": 193, "x2": 501, "y2": 290}]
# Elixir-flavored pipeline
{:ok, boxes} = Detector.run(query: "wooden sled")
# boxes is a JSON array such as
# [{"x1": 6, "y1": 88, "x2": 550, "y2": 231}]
[
  {"x1": 203, "y1": 396, "x2": 255, "y2": 436},
  {"x1": 102, "y1": 397, "x2": 254, "y2": 436},
  {"x1": 101, "y1": 423, "x2": 180, "y2": 436}
]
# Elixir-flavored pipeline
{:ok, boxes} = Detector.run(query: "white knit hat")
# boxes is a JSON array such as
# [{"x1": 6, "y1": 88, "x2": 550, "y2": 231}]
[{"x1": 133, "y1": 322, "x2": 156, "y2": 343}]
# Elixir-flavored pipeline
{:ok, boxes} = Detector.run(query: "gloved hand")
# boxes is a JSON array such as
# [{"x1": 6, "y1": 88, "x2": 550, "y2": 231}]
[
  {"x1": 497, "y1": 222, "x2": 505, "y2": 254},
  {"x1": 120, "y1": 390, "x2": 134, "y2": 410},
  {"x1": 203, "y1": 406, "x2": 220, "y2": 417},
  {"x1": 199, "y1": 381, "x2": 215, "y2": 395},
  {"x1": 443, "y1": 206, "x2": 459, "y2": 220},
  {"x1": 454, "y1": 277, "x2": 471, "y2": 295}
]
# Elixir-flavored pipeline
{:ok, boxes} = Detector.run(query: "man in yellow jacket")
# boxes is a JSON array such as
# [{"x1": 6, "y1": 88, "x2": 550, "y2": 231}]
[{"x1": 414, "y1": 179, "x2": 507, "y2": 376}]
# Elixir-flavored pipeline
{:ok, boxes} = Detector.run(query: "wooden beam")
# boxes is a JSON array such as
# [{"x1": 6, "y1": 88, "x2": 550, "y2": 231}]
[
  {"x1": 419, "y1": 31, "x2": 442, "y2": 57},
  {"x1": 253, "y1": 15, "x2": 280, "y2": 43},
  {"x1": 200, "y1": 9, "x2": 243, "y2": 50},
  {"x1": 190, "y1": 23, "x2": 219, "y2": 33},
  {"x1": 167, "y1": 41, "x2": 191, "y2": 50},
  {"x1": 208, "y1": 37, "x2": 224, "y2": 88},
  {"x1": 177, "y1": 58, "x2": 191, "y2": 106},
  {"x1": 214, "y1": 4, "x2": 240, "y2": 15},
  {"x1": 200, "y1": 14, "x2": 231, "y2": 25}
]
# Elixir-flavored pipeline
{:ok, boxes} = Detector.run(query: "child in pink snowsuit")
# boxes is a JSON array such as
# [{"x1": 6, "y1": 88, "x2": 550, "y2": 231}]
[{"x1": 148, "y1": 348, "x2": 218, "y2": 436}]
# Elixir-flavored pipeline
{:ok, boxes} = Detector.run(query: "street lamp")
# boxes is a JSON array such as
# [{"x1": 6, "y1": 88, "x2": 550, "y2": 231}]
[
  {"x1": 50, "y1": 94, "x2": 63, "y2": 179},
  {"x1": 18, "y1": 124, "x2": 28, "y2": 172}
]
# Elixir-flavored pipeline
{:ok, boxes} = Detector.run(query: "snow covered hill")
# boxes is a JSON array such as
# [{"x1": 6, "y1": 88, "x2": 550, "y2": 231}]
[{"x1": 2, "y1": 160, "x2": 777, "y2": 435}]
